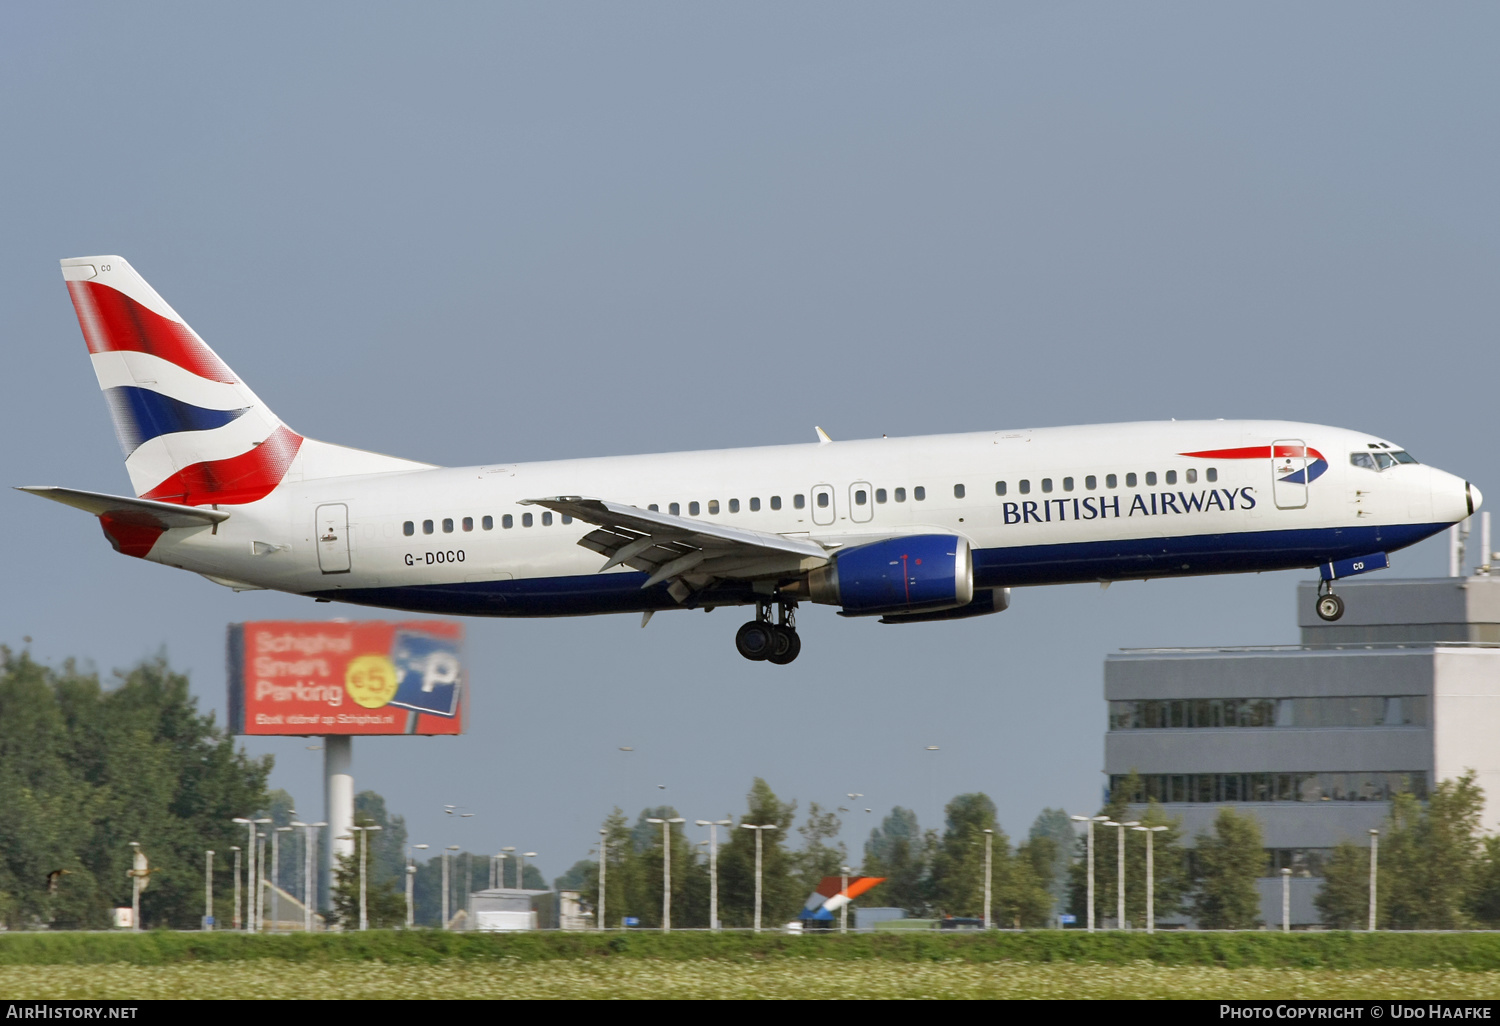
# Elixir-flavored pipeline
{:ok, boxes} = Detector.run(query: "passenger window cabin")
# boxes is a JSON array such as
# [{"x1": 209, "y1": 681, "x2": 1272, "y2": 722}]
[
  {"x1": 914, "y1": 486, "x2": 926, "y2": 501},
  {"x1": 502, "y1": 514, "x2": 513, "y2": 529},
  {"x1": 894, "y1": 488, "x2": 906, "y2": 502},
  {"x1": 995, "y1": 481, "x2": 1006, "y2": 496},
  {"x1": 404, "y1": 521, "x2": 415, "y2": 536}
]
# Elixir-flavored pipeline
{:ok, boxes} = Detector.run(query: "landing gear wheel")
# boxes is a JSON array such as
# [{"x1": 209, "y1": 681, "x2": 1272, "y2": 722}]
[
  {"x1": 767, "y1": 625, "x2": 801, "y2": 665},
  {"x1": 736, "y1": 621, "x2": 775, "y2": 661},
  {"x1": 1316, "y1": 593, "x2": 1345, "y2": 622}
]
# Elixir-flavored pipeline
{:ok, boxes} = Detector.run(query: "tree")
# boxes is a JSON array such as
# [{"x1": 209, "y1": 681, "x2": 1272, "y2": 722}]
[
  {"x1": 791, "y1": 802, "x2": 847, "y2": 898},
  {"x1": 1191, "y1": 807, "x2": 1264, "y2": 929},
  {"x1": 1317, "y1": 773, "x2": 1486, "y2": 930},
  {"x1": 1066, "y1": 776, "x2": 1188, "y2": 928},
  {"x1": 328, "y1": 815, "x2": 406, "y2": 931},
  {"x1": 0, "y1": 650, "x2": 271, "y2": 930},
  {"x1": 717, "y1": 779, "x2": 800, "y2": 927},
  {"x1": 929, "y1": 793, "x2": 998, "y2": 918},
  {"x1": 1029, "y1": 809, "x2": 1075, "y2": 915},
  {"x1": 863, "y1": 807, "x2": 933, "y2": 914}
]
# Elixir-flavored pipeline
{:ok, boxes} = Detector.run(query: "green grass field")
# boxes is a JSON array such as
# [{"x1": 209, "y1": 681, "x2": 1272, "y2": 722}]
[
  {"x1": 4, "y1": 932, "x2": 1500, "y2": 999},
  {"x1": 4, "y1": 959, "x2": 1500, "y2": 999}
]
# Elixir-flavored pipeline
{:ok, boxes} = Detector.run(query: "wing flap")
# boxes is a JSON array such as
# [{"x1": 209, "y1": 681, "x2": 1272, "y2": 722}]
[{"x1": 523, "y1": 495, "x2": 829, "y2": 600}]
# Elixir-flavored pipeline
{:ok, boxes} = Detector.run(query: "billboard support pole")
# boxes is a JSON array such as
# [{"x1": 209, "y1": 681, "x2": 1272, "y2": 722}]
[{"x1": 325, "y1": 736, "x2": 354, "y2": 913}]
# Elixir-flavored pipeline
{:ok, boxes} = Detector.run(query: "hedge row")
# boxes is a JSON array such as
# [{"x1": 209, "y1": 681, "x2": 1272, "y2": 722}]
[{"x1": 4, "y1": 930, "x2": 1500, "y2": 969}]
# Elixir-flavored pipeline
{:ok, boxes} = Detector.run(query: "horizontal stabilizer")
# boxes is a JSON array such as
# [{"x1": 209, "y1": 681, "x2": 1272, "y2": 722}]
[{"x1": 16, "y1": 486, "x2": 229, "y2": 528}]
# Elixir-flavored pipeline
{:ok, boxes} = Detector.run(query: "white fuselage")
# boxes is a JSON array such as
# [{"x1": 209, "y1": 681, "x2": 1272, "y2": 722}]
[{"x1": 136, "y1": 419, "x2": 1472, "y2": 618}]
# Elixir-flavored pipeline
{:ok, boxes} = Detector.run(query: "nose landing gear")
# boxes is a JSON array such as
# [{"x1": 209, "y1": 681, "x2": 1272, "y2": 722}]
[
  {"x1": 1315, "y1": 581, "x2": 1345, "y2": 622},
  {"x1": 736, "y1": 599, "x2": 801, "y2": 664}
]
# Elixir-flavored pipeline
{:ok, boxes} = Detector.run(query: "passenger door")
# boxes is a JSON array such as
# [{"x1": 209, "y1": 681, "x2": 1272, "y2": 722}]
[
  {"x1": 1271, "y1": 440, "x2": 1308, "y2": 510},
  {"x1": 316, "y1": 503, "x2": 351, "y2": 573}
]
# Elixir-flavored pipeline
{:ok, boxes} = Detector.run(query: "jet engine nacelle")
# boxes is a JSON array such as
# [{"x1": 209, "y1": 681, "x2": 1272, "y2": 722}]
[
  {"x1": 879, "y1": 587, "x2": 1010, "y2": 624},
  {"x1": 808, "y1": 534, "x2": 974, "y2": 616}
]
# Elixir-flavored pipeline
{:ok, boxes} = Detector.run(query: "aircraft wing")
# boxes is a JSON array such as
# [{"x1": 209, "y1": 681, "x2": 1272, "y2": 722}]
[
  {"x1": 520, "y1": 496, "x2": 829, "y2": 601},
  {"x1": 17, "y1": 486, "x2": 230, "y2": 528}
]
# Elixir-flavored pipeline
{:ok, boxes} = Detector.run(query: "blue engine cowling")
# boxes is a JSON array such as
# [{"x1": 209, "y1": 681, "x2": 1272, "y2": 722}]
[{"x1": 808, "y1": 534, "x2": 974, "y2": 616}]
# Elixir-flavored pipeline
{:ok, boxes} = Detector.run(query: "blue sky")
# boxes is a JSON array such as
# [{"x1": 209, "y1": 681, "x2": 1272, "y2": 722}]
[{"x1": 3, "y1": 2, "x2": 1496, "y2": 879}]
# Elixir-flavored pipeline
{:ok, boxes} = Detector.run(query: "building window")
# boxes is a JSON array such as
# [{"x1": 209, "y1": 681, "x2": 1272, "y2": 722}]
[
  {"x1": 1108, "y1": 696, "x2": 1429, "y2": 730},
  {"x1": 423, "y1": 520, "x2": 434, "y2": 535},
  {"x1": 482, "y1": 516, "x2": 493, "y2": 531},
  {"x1": 502, "y1": 514, "x2": 513, "y2": 529},
  {"x1": 996, "y1": 481, "x2": 1006, "y2": 496},
  {"x1": 403, "y1": 521, "x2": 415, "y2": 536},
  {"x1": 953, "y1": 484, "x2": 965, "y2": 499},
  {"x1": 914, "y1": 486, "x2": 926, "y2": 501},
  {"x1": 1111, "y1": 771, "x2": 1428, "y2": 804},
  {"x1": 443, "y1": 518, "x2": 454, "y2": 533}
]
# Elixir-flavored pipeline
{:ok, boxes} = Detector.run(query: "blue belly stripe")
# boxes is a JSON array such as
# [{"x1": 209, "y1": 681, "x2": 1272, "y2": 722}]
[{"x1": 309, "y1": 522, "x2": 1452, "y2": 617}]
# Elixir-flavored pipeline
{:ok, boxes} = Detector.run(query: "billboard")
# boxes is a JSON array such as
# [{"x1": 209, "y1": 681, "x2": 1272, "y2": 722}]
[{"x1": 228, "y1": 620, "x2": 465, "y2": 735}]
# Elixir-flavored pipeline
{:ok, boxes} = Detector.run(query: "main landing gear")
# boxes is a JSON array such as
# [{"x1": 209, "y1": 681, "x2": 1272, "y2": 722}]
[
  {"x1": 736, "y1": 600, "x2": 801, "y2": 664},
  {"x1": 1315, "y1": 580, "x2": 1345, "y2": 622}
]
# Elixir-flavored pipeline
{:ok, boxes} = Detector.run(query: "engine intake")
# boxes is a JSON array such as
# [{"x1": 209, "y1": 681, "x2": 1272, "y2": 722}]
[{"x1": 808, "y1": 534, "x2": 974, "y2": 616}]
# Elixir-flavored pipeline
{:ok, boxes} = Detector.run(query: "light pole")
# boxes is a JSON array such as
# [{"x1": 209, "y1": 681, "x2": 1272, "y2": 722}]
[
  {"x1": 1131, "y1": 825, "x2": 1168, "y2": 933},
  {"x1": 597, "y1": 830, "x2": 608, "y2": 931},
  {"x1": 443, "y1": 845, "x2": 460, "y2": 928},
  {"x1": 230, "y1": 846, "x2": 242, "y2": 931},
  {"x1": 350, "y1": 824, "x2": 383, "y2": 931},
  {"x1": 408, "y1": 844, "x2": 428, "y2": 928},
  {"x1": 272, "y1": 826, "x2": 293, "y2": 932},
  {"x1": 1368, "y1": 829, "x2": 1379, "y2": 932},
  {"x1": 520, "y1": 852, "x2": 537, "y2": 891},
  {"x1": 1069, "y1": 815, "x2": 1109, "y2": 932},
  {"x1": 128, "y1": 841, "x2": 142, "y2": 931},
  {"x1": 255, "y1": 827, "x2": 268, "y2": 932},
  {"x1": 291, "y1": 820, "x2": 325, "y2": 932},
  {"x1": 695, "y1": 820, "x2": 731, "y2": 931},
  {"x1": 982, "y1": 829, "x2": 993, "y2": 931},
  {"x1": 840, "y1": 865, "x2": 851, "y2": 934},
  {"x1": 1281, "y1": 867, "x2": 1292, "y2": 932},
  {"x1": 232, "y1": 818, "x2": 254, "y2": 931},
  {"x1": 501, "y1": 846, "x2": 516, "y2": 888},
  {"x1": 646, "y1": 817, "x2": 686, "y2": 931},
  {"x1": 204, "y1": 850, "x2": 214, "y2": 931},
  {"x1": 740, "y1": 823, "x2": 779, "y2": 932},
  {"x1": 1102, "y1": 820, "x2": 1139, "y2": 930}
]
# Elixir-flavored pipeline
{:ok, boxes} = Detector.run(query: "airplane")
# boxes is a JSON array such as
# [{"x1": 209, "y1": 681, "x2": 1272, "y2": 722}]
[{"x1": 21, "y1": 256, "x2": 1481, "y2": 665}]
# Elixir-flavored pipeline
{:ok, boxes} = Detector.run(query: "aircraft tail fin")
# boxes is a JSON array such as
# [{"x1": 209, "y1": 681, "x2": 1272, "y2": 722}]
[{"x1": 60, "y1": 256, "x2": 430, "y2": 505}]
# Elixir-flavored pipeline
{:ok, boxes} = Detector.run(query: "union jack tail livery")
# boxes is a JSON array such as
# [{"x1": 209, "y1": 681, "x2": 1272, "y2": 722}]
[{"x1": 59, "y1": 256, "x2": 428, "y2": 508}]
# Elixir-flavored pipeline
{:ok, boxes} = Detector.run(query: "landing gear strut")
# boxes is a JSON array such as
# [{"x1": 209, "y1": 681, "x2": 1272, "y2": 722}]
[
  {"x1": 1315, "y1": 580, "x2": 1345, "y2": 622},
  {"x1": 736, "y1": 599, "x2": 801, "y2": 664}
]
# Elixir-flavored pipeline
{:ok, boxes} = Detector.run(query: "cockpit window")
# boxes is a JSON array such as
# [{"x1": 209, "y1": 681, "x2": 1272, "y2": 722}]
[
  {"x1": 1373, "y1": 452, "x2": 1394, "y2": 470},
  {"x1": 1391, "y1": 450, "x2": 1418, "y2": 464},
  {"x1": 1351, "y1": 453, "x2": 1377, "y2": 470}
]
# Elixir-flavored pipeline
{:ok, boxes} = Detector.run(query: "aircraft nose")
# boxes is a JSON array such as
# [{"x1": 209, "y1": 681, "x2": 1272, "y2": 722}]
[{"x1": 1469, "y1": 482, "x2": 1482, "y2": 517}]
